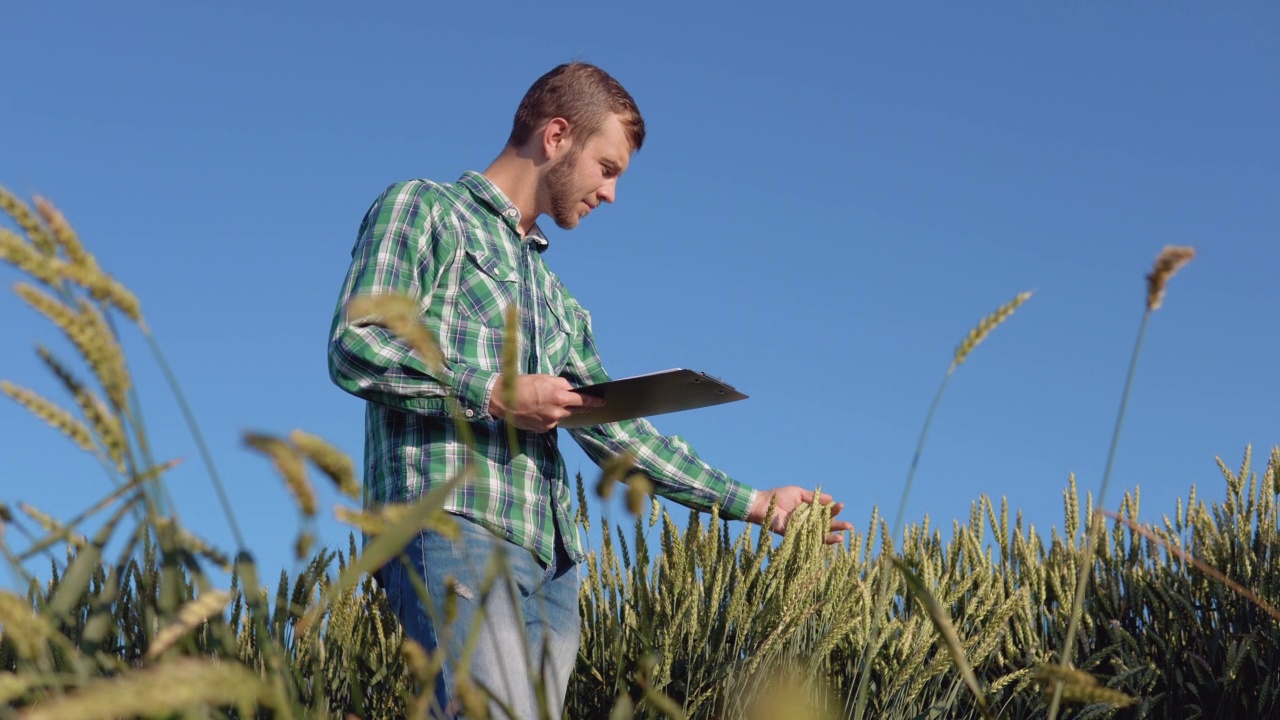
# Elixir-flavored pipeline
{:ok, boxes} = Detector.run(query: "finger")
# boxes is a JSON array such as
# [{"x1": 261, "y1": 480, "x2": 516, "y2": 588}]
[
  {"x1": 816, "y1": 492, "x2": 834, "y2": 505},
  {"x1": 823, "y1": 531, "x2": 846, "y2": 545},
  {"x1": 829, "y1": 502, "x2": 846, "y2": 517},
  {"x1": 563, "y1": 390, "x2": 604, "y2": 409},
  {"x1": 829, "y1": 520, "x2": 854, "y2": 532}
]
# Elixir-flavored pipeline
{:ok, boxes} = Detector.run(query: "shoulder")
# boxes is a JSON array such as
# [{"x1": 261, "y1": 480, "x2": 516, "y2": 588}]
[{"x1": 370, "y1": 178, "x2": 455, "y2": 215}]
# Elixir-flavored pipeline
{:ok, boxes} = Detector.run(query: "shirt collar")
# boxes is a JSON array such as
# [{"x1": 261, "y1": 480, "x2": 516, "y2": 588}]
[{"x1": 458, "y1": 171, "x2": 550, "y2": 252}]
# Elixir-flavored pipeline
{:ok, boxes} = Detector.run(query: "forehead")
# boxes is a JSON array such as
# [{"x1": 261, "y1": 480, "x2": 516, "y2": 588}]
[{"x1": 583, "y1": 114, "x2": 633, "y2": 170}]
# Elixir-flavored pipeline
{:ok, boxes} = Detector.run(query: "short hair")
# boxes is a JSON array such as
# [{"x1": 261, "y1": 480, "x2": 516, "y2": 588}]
[{"x1": 507, "y1": 62, "x2": 645, "y2": 153}]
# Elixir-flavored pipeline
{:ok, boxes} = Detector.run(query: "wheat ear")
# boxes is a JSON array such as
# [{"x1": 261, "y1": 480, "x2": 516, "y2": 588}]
[
  {"x1": 17, "y1": 658, "x2": 272, "y2": 720},
  {"x1": 37, "y1": 345, "x2": 128, "y2": 471},
  {"x1": 1, "y1": 381, "x2": 95, "y2": 453},
  {"x1": 1035, "y1": 664, "x2": 1134, "y2": 707},
  {"x1": 952, "y1": 291, "x2": 1033, "y2": 371},
  {"x1": 144, "y1": 590, "x2": 232, "y2": 661},
  {"x1": 289, "y1": 429, "x2": 359, "y2": 499},
  {"x1": 244, "y1": 433, "x2": 316, "y2": 517},
  {"x1": 346, "y1": 294, "x2": 445, "y2": 374},
  {"x1": 32, "y1": 195, "x2": 92, "y2": 268},
  {"x1": 0, "y1": 186, "x2": 56, "y2": 255},
  {"x1": 0, "y1": 228, "x2": 61, "y2": 286}
]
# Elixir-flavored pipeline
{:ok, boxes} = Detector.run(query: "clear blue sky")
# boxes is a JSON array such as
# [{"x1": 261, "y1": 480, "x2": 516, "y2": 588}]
[{"x1": 2, "y1": 2, "x2": 1276, "y2": 583}]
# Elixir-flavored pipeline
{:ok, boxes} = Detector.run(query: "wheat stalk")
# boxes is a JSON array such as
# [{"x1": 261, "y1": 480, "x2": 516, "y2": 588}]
[
  {"x1": 1048, "y1": 245, "x2": 1195, "y2": 720},
  {"x1": 501, "y1": 302, "x2": 520, "y2": 454}
]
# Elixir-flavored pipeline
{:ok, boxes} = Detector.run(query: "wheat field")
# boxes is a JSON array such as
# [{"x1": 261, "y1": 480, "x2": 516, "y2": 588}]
[{"x1": 2, "y1": 190, "x2": 1276, "y2": 719}]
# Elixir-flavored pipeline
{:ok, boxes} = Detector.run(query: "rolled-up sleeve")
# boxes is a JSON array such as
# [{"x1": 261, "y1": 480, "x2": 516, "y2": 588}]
[{"x1": 560, "y1": 301, "x2": 756, "y2": 520}]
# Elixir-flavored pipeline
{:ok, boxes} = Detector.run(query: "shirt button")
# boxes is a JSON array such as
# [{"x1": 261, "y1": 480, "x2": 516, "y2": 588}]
[
  {"x1": 464, "y1": 408, "x2": 475, "y2": 418},
  {"x1": 504, "y1": 209, "x2": 517, "y2": 218}
]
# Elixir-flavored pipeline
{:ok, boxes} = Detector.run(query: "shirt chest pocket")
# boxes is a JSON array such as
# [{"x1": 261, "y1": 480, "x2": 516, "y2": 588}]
[
  {"x1": 457, "y1": 248, "x2": 519, "y2": 329},
  {"x1": 540, "y1": 291, "x2": 574, "y2": 374}
]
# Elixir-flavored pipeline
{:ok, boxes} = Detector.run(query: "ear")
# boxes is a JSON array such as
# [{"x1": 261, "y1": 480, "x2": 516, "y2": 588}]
[{"x1": 541, "y1": 118, "x2": 573, "y2": 161}]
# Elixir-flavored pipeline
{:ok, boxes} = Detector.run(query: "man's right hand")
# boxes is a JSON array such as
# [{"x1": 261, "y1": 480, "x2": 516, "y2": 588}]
[{"x1": 488, "y1": 374, "x2": 604, "y2": 432}]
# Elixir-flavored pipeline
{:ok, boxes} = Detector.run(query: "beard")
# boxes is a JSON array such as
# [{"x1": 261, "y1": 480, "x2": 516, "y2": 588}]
[{"x1": 545, "y1": 147, "x2": 582, "y2": 230}]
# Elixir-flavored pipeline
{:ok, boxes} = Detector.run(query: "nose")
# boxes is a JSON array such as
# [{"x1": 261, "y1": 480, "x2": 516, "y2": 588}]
[{"x1": 597, "y1": 180, "x2": 616, "y2": 204}]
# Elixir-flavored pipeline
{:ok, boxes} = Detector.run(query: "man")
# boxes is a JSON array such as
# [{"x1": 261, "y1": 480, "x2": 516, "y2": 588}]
[{"x1": 329, "y1": 62, "x2": 851, "y2": 718}]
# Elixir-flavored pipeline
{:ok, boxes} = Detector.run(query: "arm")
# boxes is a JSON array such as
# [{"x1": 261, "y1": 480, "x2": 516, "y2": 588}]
[
  {"x1": 558, "y1": 301, "x2": 755, "y2": 520},
  {"x1": 328, "y1": 181, "x2": 496, "y2": 418},
  {"x1": 561, "y1": 301, "x2": 852, "y2": 542}
]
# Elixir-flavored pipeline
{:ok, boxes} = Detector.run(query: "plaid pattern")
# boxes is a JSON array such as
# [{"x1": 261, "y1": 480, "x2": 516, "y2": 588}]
[{"x1": 329, "y1": 172, "x2": 756, "y2": 565}]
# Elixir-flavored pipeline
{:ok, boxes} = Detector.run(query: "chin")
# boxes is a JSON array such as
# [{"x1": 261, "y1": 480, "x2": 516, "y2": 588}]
[{"x1": 553, "y1": 214, "x2": 580, "y2": 231}]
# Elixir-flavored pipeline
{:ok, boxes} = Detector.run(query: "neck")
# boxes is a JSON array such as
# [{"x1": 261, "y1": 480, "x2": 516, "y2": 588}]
[{"x1": 483, "y1": 146, "x2": 546, "y2": 236}]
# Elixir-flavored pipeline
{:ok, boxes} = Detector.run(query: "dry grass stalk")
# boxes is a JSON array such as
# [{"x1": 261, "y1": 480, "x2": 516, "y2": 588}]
[
  {"x1": 0, "y1": 186, "x2": 56, "y2": 256},
  {"x1": 1145, "y1": 246, "x2": 1195, "y2": 312},
  {"x1": 1102, "y1": 508, "x2": 1280, "y2": 622},
  {"x1": 289, "y1": 429, "x2": 360, "y2": 499},
  {"x1": 951, "y1": 291, "x2": 1032, "y2": 370},
  {"x1": 144, "y1": 589, "x2": 232, "y2": 661},
  {"x1": 16, "y1": 657, "x2": 272, "y2": 720},
  {"x1": 1, "y1": 380, "x2": 95, "y2": 453},
  {"x1": 244, "y1": 433, "x2": 316, "y2": 517},
  {"x1": 346, "y1": 294, "x2": 445, "y2": 374}
]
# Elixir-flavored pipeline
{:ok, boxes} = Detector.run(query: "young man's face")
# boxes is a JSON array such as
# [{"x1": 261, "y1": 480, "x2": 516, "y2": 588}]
[{"x1": 544, "y1": 114, "x2": 632, "y2": 230}]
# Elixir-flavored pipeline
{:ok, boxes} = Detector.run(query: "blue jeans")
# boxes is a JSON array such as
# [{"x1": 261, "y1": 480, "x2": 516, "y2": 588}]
[{"x1": 381, "y1": 517, "x2": 581, "y2": 719}]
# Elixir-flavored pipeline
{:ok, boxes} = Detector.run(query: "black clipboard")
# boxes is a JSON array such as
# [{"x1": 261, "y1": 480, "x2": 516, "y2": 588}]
[{"x1": 559, "y1": 368, "x2": 748, "y2": 429}]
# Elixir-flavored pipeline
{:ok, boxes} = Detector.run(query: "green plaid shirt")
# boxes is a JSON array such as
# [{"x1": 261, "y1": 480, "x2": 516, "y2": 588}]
[{"x1": 329, "y1": 172, "x2": 757, "y2": 565}]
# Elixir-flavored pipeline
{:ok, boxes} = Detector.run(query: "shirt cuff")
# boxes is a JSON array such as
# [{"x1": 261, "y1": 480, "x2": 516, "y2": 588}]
[
  {"x1": 454, "y1": 366, "x2": 499, "y2": 420},
  {"x1": 719, "y1": 479, "x2": 758, "y2": 522}
]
